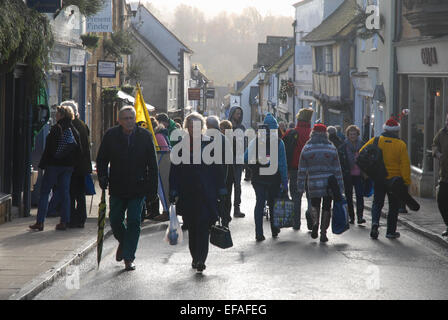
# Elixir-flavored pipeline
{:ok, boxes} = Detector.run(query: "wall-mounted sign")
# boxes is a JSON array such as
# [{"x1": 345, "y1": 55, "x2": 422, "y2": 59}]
[
  {"x1": 97, "y1": 61, "x2": 116, "y2": 78},
  {"x1": 188, "y1": 88, "x2": 201, "y2": 101},
  {"x1": 421, "y1": 47, "x2": 438, "y2": 66},
  {"x1": 27, "y1": 0, "x2": 62, "y2": 13},
  {"x1": 86, "y1": 0, "x2": 113, "y2": 33},
  {"x1": 69, "y1": 48, "x2": 86, "y2": 66}
]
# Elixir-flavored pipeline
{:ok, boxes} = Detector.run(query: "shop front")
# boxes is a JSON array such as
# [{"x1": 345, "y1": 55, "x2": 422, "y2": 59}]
[{"x1": 397, "y1": 38, "x2": 448, "y2": 198}]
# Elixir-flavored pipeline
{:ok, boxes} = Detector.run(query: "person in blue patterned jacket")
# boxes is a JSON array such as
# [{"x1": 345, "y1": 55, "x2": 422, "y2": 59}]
[{"x1": 297, "y1": 124, "x2": 344, "y2": 243}]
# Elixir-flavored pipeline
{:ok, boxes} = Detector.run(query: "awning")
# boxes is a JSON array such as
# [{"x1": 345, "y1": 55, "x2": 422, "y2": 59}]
[{"x1": 117, "y1": 90, "x2": 155, "y2": 112}]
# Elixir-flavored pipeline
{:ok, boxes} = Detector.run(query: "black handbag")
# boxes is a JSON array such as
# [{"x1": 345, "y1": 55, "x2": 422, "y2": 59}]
[{"x1": 210, "y1": 219, "x2": 233, "y2": 249}]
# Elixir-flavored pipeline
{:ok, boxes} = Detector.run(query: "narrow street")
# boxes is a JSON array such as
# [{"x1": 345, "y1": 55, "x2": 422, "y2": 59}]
[{"x1": 35, "y1": 181, "x2": 448, "y2": 300}]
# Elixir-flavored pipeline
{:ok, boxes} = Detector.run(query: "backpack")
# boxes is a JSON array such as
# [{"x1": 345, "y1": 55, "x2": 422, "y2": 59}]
[
  {"x1": 282, "y1": 129, "x2": 299, "y2": 168},
  {"x1": 356, "y1": 136, "x2": 388, "y2": 183}
]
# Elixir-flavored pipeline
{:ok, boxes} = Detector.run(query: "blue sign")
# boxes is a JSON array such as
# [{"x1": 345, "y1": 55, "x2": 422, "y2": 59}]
[{"x1": 27, "y1": 0, "x2": 63, "y2": 13}]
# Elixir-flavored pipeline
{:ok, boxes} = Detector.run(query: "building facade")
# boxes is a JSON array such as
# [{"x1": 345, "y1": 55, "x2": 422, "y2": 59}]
[
  {"x1": 303, "y1": 0, "x2": 358, "y2": 128},
  {"x1": 293, "y1": 0, "x2": 344, "y2": 123},
  {"x1": 396, "y1": 0, "x2": 448, "y2": 198}
]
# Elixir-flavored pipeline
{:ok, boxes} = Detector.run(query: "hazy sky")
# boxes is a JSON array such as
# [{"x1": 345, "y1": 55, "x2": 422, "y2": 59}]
[{"x1": 143, "y1": 0, "x2": 296, "y2": 19}]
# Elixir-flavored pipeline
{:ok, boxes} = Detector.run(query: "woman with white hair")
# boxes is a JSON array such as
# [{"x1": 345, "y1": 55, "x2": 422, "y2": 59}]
[
  {"x1": 30, "y1": 105, "x2": 81, "y2": 231},
  {"x1": 169, "y1": 113, "x2": 227, "y2": 273}
]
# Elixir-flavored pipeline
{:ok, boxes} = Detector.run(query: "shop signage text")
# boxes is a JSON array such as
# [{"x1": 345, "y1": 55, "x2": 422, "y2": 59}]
[{"x1": 421, "y1": 47, "x2": 438, "y2": 66}]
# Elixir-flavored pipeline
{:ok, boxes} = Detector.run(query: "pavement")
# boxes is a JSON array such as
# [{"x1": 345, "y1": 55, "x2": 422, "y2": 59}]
[{"x1": 0, "y1": 181, "x2": 447, "y2": 300}]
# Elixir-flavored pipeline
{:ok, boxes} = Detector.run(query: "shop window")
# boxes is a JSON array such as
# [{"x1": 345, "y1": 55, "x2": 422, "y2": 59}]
[
  {"x1": 315, "y1": 47, "x2": 325, "y2": 72},
  {"x1": 325, "y1": 46, "x2": 333, "y2": 72},
  {"x1": 61, "y1": 70, "x2": 71, "y2": 102},
  {"x1": 409, "y1": 78, "x2": 425, "y2": 169}
]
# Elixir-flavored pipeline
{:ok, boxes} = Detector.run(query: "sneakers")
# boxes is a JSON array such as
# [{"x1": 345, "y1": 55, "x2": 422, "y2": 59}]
[
  {"x1": 370, "y1": 224, "x2": 379, "y2": 239},
  {"x1": 386, "y1": 232, "x2": 401, "y2": 239},
  {"x1": 256, "y1": 235, "x2": 266, "y2": 242},
  {"x1": 320, "y1": 233, "x2": 328, "y2": 243},
  {"x1": 349, "y1": 219, "x2": 355, "y2": 225}
]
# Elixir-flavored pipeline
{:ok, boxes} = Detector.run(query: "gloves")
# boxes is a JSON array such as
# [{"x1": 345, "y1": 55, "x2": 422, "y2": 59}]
[{"x1": 98, "y1": 176, "x2": 108, "y2": 190}]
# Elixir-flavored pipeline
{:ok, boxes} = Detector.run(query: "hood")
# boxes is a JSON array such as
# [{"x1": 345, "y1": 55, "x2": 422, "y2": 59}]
[
  {"x1": 263, "y1": 113, "x2": 279, "y2": 130},
  {"x1": 228, "y1": 106, "x2": 244, "y2": 125}
]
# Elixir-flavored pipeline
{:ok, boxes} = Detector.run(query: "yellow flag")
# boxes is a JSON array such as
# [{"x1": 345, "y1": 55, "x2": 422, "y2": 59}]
[{"x1": 134, "y1": 83, "x2": 160, "y2": 151}]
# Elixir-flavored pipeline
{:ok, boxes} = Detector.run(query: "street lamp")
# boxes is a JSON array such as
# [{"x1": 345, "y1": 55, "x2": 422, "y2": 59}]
[{"x1": 258, "y1": 66, "x2": 267, "y2": 122}]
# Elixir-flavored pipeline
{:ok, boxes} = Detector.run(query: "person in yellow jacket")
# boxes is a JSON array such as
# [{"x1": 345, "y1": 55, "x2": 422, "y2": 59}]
[{"x1": 360, "y1": 118, "x2": 411, "y2": 240}]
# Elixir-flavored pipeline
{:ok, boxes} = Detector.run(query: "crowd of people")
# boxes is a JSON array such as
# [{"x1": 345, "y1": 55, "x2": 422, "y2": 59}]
[{"x1": 30, "y1": 101, "x2": 448, "y2": 273}]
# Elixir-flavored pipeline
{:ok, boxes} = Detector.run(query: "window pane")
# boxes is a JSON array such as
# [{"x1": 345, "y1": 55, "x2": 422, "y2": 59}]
[{"x1": 410, "y1": 78, "x2": 425, "y2": 169}]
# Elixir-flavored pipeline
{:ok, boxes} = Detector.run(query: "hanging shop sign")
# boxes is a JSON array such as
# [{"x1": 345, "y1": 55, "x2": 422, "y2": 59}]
[{"x1": 97, "y1": 60, "x2": 116, "y2": 78}]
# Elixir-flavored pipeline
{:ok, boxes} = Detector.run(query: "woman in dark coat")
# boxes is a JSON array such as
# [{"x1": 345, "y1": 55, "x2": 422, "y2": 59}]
[
  {"x1": 30, "y1": 105, "x2": 81, "y2": 231},
  {"x1": 169, "y1": 112, "x2": 227, "y2": 273}
]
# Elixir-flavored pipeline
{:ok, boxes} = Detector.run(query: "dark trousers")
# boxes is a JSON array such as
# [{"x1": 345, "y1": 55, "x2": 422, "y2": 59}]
[
  {"x1": 310, "y1": 196, "x2": 332, "y2": 234},
  {"x1": 186, "y1": 215, "x2": 211, "y2": 264},
  {"x1": 253, "y1": 182, "x2": 280, "y2": 238},
  {"x1": 437, "y1": 182, "x2": 448, "y2": 226},
  {"x1": 344, "y1": 175, "x2": 364, "y2": 221},
  {"x1": 224, "y1": 164, "x2": 243, "y2": 218},
  {"x1": 109, "y1": 196, "x2": 144, "y2": 262},
  {"x1": 69, "y1": 174, "x2": 87, "y2": 226},
  {"x1": 371, "y1": 182, "x2": 400, "y2": 234}
]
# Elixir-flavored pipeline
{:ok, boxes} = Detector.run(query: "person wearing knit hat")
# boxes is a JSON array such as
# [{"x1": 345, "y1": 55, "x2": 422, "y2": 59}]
[
  {"x1": 282, "y1": 108, "x2": 315, "y2": 231},
  {"x1": 244, "y1": 113, "x2": 288, "y2": 241},
  {"x1": 297, "y1": 121, "x2": 345, "y2": 243},
  {"x1": 360, "y1": 117, "x2": 411, "y2": 240}
]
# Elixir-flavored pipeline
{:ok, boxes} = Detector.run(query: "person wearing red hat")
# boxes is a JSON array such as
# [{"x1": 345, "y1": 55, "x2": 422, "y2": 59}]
[
  {"x1": 297, "y1": 123, "x2": 345, "y2": 243},
  {"x1": 360, "y1": 118, "x2": 411, "y2": 240}
]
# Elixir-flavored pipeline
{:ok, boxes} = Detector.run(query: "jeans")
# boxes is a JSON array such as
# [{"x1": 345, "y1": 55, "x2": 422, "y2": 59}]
[
  {"x1": 371, "y1": 182, "x2": 400, "y2": 234},
  {"x1": 288, "y1": 170, "x2": 311, "y2": 228},
  {"x1": 252, "y1": 182, "x2": 280, "y2": 238},
  {"x1": 109, "y1": 196, "x2": 144, "y2": 262},
  {"x1": 344, "y1": 175, "x2": 364, "y2": 221},
  {"x1": 437, "y1": 182, "x2": 448, "y2": 227},
  {"x1": 37, "y1": 166, "x2": 73, "y2": 224}
]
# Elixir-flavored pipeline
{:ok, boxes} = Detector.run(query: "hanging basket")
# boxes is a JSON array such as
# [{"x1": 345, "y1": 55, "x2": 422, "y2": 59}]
[{"x1": 81, "y1": 34, "x2": 100, "y2": 50}]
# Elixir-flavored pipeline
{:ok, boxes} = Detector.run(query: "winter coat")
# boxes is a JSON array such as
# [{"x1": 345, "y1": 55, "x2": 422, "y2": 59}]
[
  {"x1": 329, "y1": 133, "x2": 343, "y2": 149},
  {"x1": 96, "y1": 125, "x2": 158, "y2": 199},
  {"x1": 360, "y1": 132, "x2": 411, "y2": 185},
  {"x1": 169, "y1": 137, "x2": 227, "y2": 225},
  {"x1": 39, "y1": 118, "x2": 81, "y2": 169},
  {"x1": 72, "y1": 117, "x2": 92, "y2": 176},
  {"x1": 338, "y1": 138, "x2": 363, "y2": 178},
  {"x1": 432, "y1": 127, "x2": 448, "y2": 183},
  {"x1": 297, "y1": 134, "x2": 345, "y2": 198},
  {"x1": 228, "y1": 106, "x2": 246, "y2": 164},
  {"x1": 244, "y1": 113, "x2": 288, "y2": 187},
  {"x1": 283, "y1": 120, "x2": 312, "y2": 170}
]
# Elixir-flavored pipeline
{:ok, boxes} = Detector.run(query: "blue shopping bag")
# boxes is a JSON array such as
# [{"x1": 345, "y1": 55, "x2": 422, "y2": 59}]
[
  {"x1": 272, "y1": 197, "x2": 295, "y2": 229},
  {"x1": 331, "y1": 198, "x2": 350, "y2": 235},
  {"x1": 85, "y1": 174, "x2": 96, "y2": 196}
]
